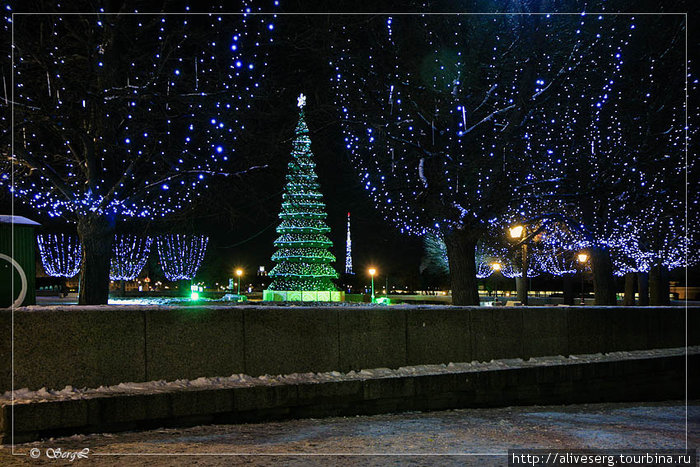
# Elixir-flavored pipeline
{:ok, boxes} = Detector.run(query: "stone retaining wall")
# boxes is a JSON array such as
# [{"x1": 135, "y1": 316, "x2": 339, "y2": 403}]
[{"x1": 0, "y1": 306, "x2": 696, "y2": 392}]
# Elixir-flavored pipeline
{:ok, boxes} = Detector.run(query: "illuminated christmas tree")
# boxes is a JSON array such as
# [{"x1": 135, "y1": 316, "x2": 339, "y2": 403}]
[{"x1": 264, "y1": 94, "x2": 342, "y2": 302}]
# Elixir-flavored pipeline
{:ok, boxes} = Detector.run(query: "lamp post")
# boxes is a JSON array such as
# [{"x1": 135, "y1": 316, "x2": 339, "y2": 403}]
[
  {"x1": 491, "y1": 262, "x2": 501, "y2": 304},
  {"x1": 368, "y1": 267, "x2": 376, "y2": 303},
  {"x1": 577, "y1": 253, "x2": 588, "y2": 305},
  {"x1": 509, "y1": 224, "x2": 528, "y2": 305},
  {"x1": 236, "y1": 268, "x2": 243, "y2": 296}
]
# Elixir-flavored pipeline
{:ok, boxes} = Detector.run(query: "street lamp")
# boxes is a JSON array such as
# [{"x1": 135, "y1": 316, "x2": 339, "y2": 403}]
[
  {"x1": 509, "y1": 225, "x2": 524, "y2": 239},
  {"x1": 508, "y1": 224, "x2": 528, "y2": 305},
  {"x1": 368, "y1": 267, "x2": 376, "y2": 303},
  {"x1": 236, "y1": 268, "x2": 243, "y2": 295},
  {"x1": 491, "y1": 262, "x2": 501, "y2": 303},
  {"x1": 577, "y1": 253, "x2": 588, "y2": 305}
]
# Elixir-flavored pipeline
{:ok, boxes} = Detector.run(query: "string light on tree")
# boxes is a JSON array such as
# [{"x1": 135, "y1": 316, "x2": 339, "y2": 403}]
[
  {"x1": 520, "y1": 14, "x2": 689, "y2": 301},
  {"x1": 37, "y1": 233, "x2": 81, "y2": 277},
  {"x1": 110, "y1": 234, "x2": 152, "y2": 281},
  {"x1": 329, "y1": 10, "x2": 687, "y2": 305},
  {"x1": 513, "y1": 221, "x2": 579, "y2": 276},
  {"x1": 531, "y1": 246, "x2": 578, "y2": 276},
  {"x1": 3, "y1": 5, "x2": 279, "y2": 219},
  {"x1": 0, "y1": 3, "x2": 279, "y2": 304},
  {"x1": 331, "y1": 13, "x2": 634, "y2": 236},
  {"x1": 156, "y1": 234, "x2": 209, "y2": 281},
  {"x1": 476, "y1": 260, "x2": 493, "y2": 279}
]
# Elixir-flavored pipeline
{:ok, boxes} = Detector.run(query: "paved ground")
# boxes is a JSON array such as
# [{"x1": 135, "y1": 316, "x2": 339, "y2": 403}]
[{"x1": 1, "y1": 401, "x2": 697, "y2": 466}]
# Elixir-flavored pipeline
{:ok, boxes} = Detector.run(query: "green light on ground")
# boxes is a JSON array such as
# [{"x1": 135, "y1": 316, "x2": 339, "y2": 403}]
[{"x1": 263, "y1": 290, "x2": 345, "y2": 302}]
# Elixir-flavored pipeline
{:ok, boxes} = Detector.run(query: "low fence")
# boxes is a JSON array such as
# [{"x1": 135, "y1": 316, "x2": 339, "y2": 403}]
[{"x1": 0, "y1": 306, "x2": 696, "y2": 392}]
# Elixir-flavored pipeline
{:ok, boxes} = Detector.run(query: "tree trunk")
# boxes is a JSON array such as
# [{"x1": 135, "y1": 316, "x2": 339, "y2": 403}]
[
  {"x1": 77, "y1": 213, "x2": 115, "y2": 305},
  {"x1": 589, "y1": 245, "x2": 617, "y2": 305},
  {"x1": 622, "y1": 272, "x2": 636, "y2": 306},
  {"x1": 515, "y1": 277, "x2": 527, "y2": 305},
  {"x1": 649, "y1": 265, "x2": 670, "y2": 305},
  {"x1": 562, "y1": 273, "x2": 574, "y2": 305},
  {"x1": 516, "y1": 244, "x2": 528, "y2": 305},
  {"x1": 444, "y1": 228, "x2": 480, "y2": 306},
  {"x1": 637, "y1": 272, "x2": 649, "y2": 306},
  {"x1": 118, "y1": 279, "x2": 126, "y2": 297}
]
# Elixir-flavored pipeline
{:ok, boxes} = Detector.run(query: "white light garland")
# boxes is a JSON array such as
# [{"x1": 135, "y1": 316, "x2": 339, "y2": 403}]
[
  {"x1": 37, "y1": 233, "x2": 81, "y2": 277},
  {"x1": 110, "y1": 234, "x2": 152, "y2": 281},
  {"x1": 156, "y1": 234, "x2": 208, "y2": 281}
]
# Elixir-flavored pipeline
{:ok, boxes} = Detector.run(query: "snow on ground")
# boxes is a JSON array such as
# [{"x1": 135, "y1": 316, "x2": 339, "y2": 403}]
[
  {"x1": 1, "y1": 401, "x2": 696, "y2": 466},
  {"x1": 2, "y1": 346, "x2": 697, "y2": 405}
]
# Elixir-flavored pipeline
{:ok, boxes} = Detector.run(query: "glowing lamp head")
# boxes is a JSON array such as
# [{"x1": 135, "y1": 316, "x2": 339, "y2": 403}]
[
  {"x1": 190, "y1": 292, "x2": 200, "y2": 300},
  {"x1": 368, "y1": 267, "x2": 376, "y2": 276},
  {"x1": 509, "y1": 225, "x2": 524, "y2": 239},
  {"x1": 491, "y1": 262, "x2": 501, "y2": 271},
  {"x1": 236, "y1": 268, "x2": 243, "y2": 277},
  {"x1": 577, "y1": 253, "x2": 589, "y2": 263}
]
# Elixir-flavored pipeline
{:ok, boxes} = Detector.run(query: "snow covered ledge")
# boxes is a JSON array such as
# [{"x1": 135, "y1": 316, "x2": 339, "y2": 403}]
[
  {"x1": 1, "y1": 347, "x2": 697, "y2": 443},
  {"x1": 3, "y1": 346, "x2": 697, "y2": 405}
]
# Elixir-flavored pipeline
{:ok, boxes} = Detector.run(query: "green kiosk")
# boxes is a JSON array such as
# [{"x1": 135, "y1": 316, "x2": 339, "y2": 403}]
[{"x1": 0, "y1": 215, "x2": 40, "y2": 308}]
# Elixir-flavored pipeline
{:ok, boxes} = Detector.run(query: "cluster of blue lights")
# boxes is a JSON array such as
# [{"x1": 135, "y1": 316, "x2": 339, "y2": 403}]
[
  {"x1": 1, "y1": 2, "x2": 278, "y2": 220},
  {"x1": 37, "y1": 233, "x2": 82, "y2": 277},
  {"x1": 110, "y1": 234, "x2": 153, "y2": 281},
  {"x1": 156, "y1": 234, "x2": 209, "y2": 281},
  {"x1": 331, "y1": 12, "x2": 693, "y2": 273}
]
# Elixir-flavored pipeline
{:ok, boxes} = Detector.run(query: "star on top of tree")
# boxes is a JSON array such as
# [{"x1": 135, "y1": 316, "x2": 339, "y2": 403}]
[{"x1": 297, "y1": 93, "x2": 306, "y2": 108}]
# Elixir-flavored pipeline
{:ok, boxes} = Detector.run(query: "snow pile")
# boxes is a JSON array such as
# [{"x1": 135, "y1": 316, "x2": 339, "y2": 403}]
[{"x1": 2, "y1": 346, "x2": 696, "y2": 405}]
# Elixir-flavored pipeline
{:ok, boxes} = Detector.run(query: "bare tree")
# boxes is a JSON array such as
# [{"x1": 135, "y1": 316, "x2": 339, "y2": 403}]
[{"x1": 1, "y1": 1, "x2": 277, "y2": 303}]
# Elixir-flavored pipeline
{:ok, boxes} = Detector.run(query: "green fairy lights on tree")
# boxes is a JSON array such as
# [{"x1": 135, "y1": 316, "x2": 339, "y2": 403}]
[{"x1": 263, "y1": 94, "x2": 343, "y2": 301}]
